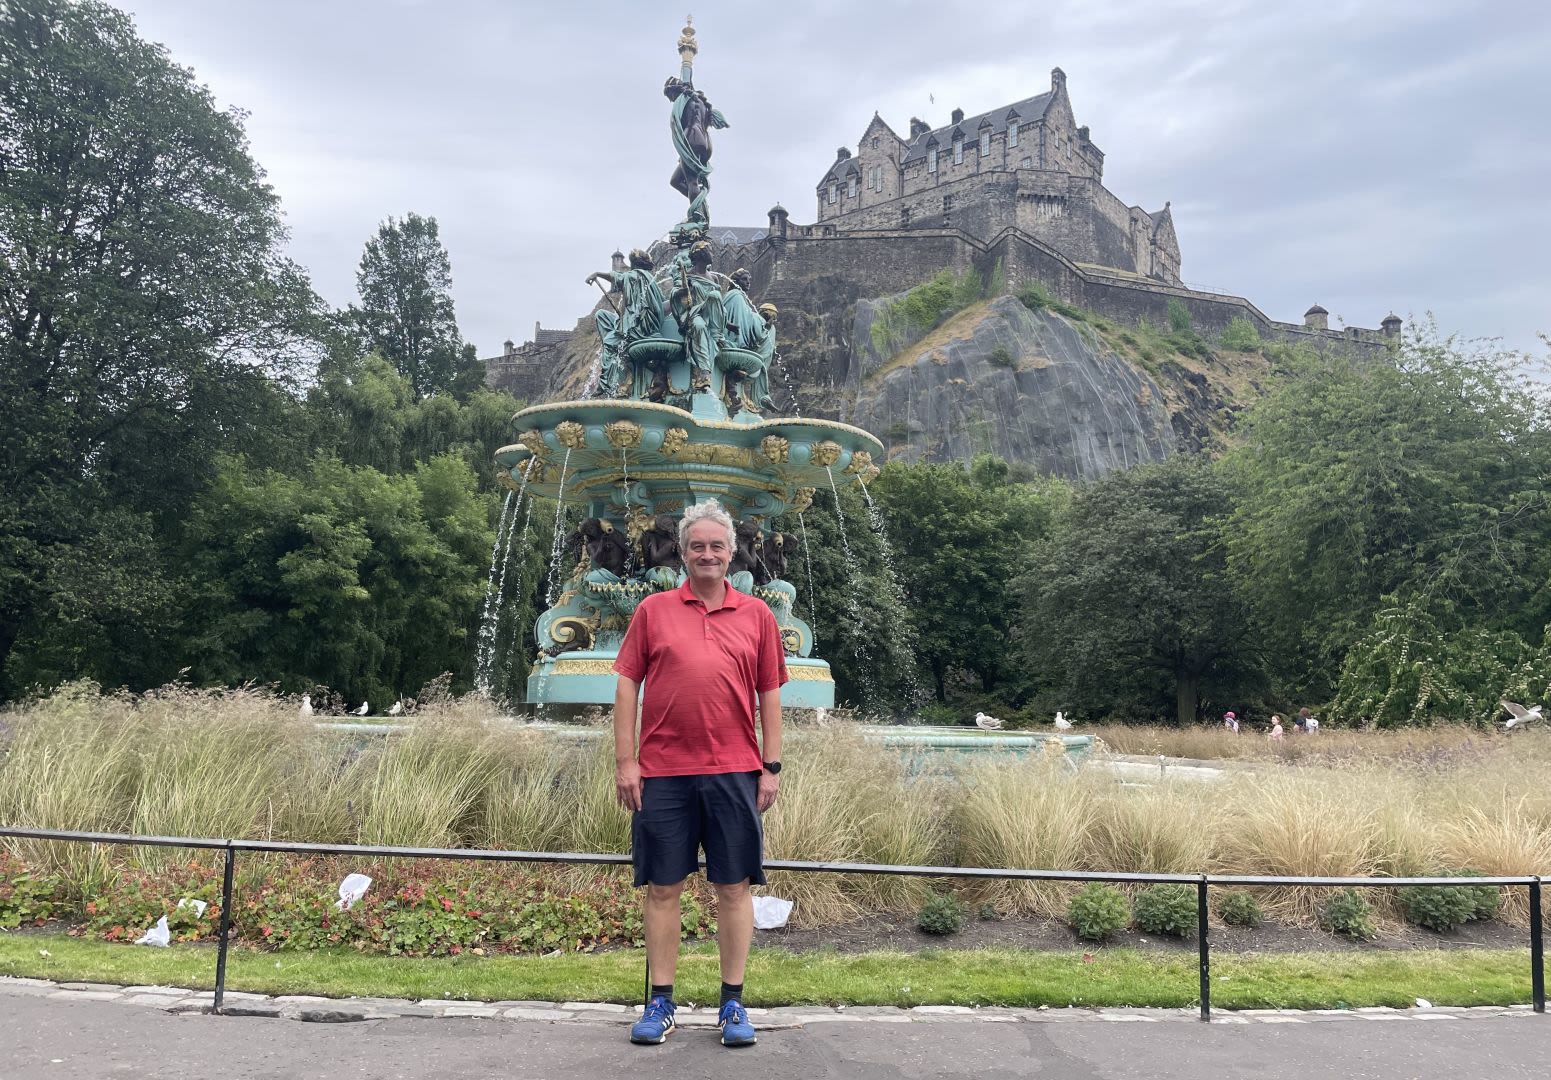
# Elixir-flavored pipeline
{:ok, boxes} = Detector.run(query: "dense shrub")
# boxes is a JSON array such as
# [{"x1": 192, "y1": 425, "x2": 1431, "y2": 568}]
[
  {"x1": 988, "y1": 345, "x2": 1017, "y2": 369},
  {"x1": 1451, "y1": 871, "x2": 1502, "y2": 922},
  {"x1": 1215, "y1": 890, "x2": 1264, "y2": 927},
  {"x1": 0, "y1": 853, "x2": 61, "y2": 929},
  {"x1": 1166, "y1": 299, "x2": 1193, "y2": 333},
  {"x1": 1069, "y1": 883, "x2": 1130, "y2": 941},
  {"x1": 1132, "y1": 884, "x2": 1196, "y2": 937},
  {"x1": 1219, "y1": 316, "x2": 1262, "y2": 351},
  {"x1": 917, "y1": 892, "x2": 967, "y2": 935},
  {"x1": 1318, "y1": 889, "x2": 1377, "y2": 940},
  {"x1": 1398, "y1": 883, "x2": 1476, "y2": 932}
]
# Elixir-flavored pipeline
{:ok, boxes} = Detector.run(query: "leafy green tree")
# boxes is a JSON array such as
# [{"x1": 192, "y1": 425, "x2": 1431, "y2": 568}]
[
  {"x1": 1016, "y1": 455, "x2": 1253, "y2": 724},
  {"x1": 179, "y1": 453, "x2": 491, "y2": 705},
  {"x1": 351, "y1": 213, "x2": 479, "y2": 399},
  {"x1": 0, "y1": 0, "x2": 319, "y2": 697},
  {"x1": 1221, "y1": 326, "x2": 1551, "y2": 702},
  {"x1": 867, "y1": 456, "x2": 1066, "y2": 704}
]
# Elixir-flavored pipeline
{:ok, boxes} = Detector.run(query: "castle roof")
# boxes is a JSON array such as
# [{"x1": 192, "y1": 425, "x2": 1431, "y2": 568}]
[{"x1": 900, "y1": 92, "x2": 1053, "y2": 165}]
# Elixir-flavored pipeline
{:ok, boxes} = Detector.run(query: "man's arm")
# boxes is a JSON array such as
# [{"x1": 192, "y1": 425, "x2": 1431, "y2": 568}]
[
  {"x1": 756, "y1": 687, "x2": 781, "y2": 813},
  {"x1": 614, "y1": 676, "x2": 643, "y2": 811}
]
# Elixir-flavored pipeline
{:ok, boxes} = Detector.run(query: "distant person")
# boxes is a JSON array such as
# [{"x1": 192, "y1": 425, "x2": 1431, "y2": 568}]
[
  {"x1": 1223, "y1": 711, "x2": 1239, "y2": 734},
  {"x1": 1300, "y1": 707, "x2": 1319, "y2": 734},
  {"x1": 1269, "y1": 715, "x2": 1285, "y2": 742}
]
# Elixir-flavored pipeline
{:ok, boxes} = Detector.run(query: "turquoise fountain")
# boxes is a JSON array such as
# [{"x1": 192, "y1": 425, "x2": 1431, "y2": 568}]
[{"x1": 493, "y1": 20, "x2": 880, "y2": 708}]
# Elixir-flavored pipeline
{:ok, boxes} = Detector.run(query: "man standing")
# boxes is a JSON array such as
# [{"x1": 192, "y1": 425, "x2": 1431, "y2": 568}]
[{"x1": 613, "y1": 499, "x2": 787, "y2": 1047}]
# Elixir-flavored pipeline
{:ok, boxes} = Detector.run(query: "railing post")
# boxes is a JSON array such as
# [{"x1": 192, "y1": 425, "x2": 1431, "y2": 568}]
[
  {"x1": 1531, "y1": 877, "x2": 1544, "y2": 1015},
  {"x1": 214, "y1": 842, "x2": 236, "y2": 1014},
  {"x1": 1197, "y1": 876, "x2": 1210, "y2": 1021}
]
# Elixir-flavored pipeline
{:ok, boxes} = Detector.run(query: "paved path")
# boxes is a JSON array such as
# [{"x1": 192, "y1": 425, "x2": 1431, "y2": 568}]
[{"x1": 3, "y1": 979, "x2": 1549, "y2": 1079}]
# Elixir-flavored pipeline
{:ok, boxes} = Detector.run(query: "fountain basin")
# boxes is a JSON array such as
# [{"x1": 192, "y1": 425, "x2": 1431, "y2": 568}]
[{"x1": 527, "y1": 650, "x2": 837, "y2": 708}]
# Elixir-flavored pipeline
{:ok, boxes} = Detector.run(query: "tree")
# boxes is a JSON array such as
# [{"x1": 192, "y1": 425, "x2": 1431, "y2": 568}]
[
  {"x1": 352, "y1": 213, "x2": 478, "y2": 399},
  {"x1": 1221, "y1": 326, "x2": 1551, "y2": 702},
  {"x1": 1016, "y1": 455, "x2": 1254, "y2": 724},
  {"x1": 0, "y1": 0, "x2": 320, "y2": 697},
  {"x1": 867, "y1": 456, "x2": 1066, "y2": 704}
]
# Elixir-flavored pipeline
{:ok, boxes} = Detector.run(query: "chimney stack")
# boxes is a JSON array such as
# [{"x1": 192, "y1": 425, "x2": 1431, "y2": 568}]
[
  {"x1": 909, "y1": 117, "x2": 930, "y2": 139},
  {"x1": 951, "y1": 107, "x2": 964, "y2": 125}
]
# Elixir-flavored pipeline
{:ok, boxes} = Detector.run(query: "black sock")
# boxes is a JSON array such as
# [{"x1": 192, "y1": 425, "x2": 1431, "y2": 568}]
[
  {"x1": 650, "y1": 983, "x2": 673, "y2": 1002},
  {"x1": 720, "y1": 982, "x2": 743, "y2": 1006}
]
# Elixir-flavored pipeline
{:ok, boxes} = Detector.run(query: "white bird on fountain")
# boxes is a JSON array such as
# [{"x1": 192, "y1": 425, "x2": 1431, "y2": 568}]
[
  {"x1": 1053, "y1": 711, "x2": 1072, "y2": 731},
  {"x1": 299, "y1": 694, "x2": 313, "y2": 719},
  {"x1": 1500, "y1": 700, "x2": 1543, "y2": 730},
  {"x1": 974, "y1": 711, "x2": 1004, "y2": 730},
  {"x1": 354, "y1": 701, "x2": 369, "y2": 717},
  {"x1": 387, "y1": 701, "x2": 403, "y2": 717}
]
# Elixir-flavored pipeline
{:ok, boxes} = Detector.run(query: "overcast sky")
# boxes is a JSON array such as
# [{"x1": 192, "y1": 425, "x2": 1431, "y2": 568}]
[{"x1": 122, "y1": 0, "x2": 1549, "y2": 358}]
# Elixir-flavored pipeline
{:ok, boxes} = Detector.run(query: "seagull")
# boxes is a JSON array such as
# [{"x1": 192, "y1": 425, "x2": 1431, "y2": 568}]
[
  {"x1": 355, "y1": 701, "x2": 369, "y2": 717},
  {"x1": 387, "y1": 701, "x2": 403, "y2": 717},
  {"x1": 974, "y1": 711, "x2": 1004, "y2": 730},
  {"x1": 299, "y1": 694, "x2": 313, "y2": 718},
  {"x1": 1500, "y1": 700, "x2": 1543, "y2": 730},
  {"x1": 1054, "y1": 711, "x2": 1072, "y2": 731}
]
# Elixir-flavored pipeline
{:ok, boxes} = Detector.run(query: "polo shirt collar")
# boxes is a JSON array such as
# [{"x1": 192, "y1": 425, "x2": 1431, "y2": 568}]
[{"x1": 676, "y1": 577, "x2": 744, "y2": 608}]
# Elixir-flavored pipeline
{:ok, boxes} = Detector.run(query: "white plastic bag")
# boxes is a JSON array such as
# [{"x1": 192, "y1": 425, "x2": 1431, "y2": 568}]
[
  {"x1": 135, "y1": 915, "x2": 170, "y2": 947},
  {"x1": 176, "y1": 898, "x2": 207, "y2": 918},
  {"x1": 335, "y1": 873, "x2": 372, "y2": 911},
  {"x1": 751, "y1": 895, "x2": 794, "y2": 930}
]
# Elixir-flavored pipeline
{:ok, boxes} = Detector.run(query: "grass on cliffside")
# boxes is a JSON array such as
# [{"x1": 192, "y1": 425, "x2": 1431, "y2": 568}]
[{"x1": 0, "y1": 933, "x2": 1534, "y2": 1010}]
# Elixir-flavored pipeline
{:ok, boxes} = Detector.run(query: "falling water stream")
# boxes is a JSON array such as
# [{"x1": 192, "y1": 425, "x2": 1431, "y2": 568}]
[
  {"x1": 473, "y1": 491, "x2": 517, "y2": 694},
  {"x1": 825, "y1": 465, "x2": 877, "y2": 705},
  {"x1": 543, "y1": 448, "x2": 574, "y2": 606},
  {"x1": 796, "y1": 511, "x2": 817, "y2": 626}
]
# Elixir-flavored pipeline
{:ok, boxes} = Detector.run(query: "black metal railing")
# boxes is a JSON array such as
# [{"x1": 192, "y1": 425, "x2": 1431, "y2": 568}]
[{"x1": 0, "y1": 825, "x2": 1542, "y2": 1021}]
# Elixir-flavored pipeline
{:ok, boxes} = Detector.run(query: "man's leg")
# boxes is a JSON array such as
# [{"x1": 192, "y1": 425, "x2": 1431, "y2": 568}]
[
  {"x1": 713, "y1": 879, "x2": 752, "y2": 986},
  {"x1": 644, "y1": 880, "x2": 686, "y2": 987}
]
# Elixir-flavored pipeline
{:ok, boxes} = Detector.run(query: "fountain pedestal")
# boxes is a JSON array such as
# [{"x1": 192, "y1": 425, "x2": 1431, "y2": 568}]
[{"x1": 495, "y1": 396, "x2": 881, "y2": 708}]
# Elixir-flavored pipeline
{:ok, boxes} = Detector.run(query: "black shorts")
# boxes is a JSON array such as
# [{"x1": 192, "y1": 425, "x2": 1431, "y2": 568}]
[{"x1": 632, "y1": 771, "x2": 766, "y2": 887}]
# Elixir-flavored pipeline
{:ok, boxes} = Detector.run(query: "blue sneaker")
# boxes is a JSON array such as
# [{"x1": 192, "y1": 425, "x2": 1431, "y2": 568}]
[
  {"x1": 630, "y1": 995, "x2": 676, "y2": 1045},
  {"x1": 718, "y1": 998, "x2": 756, "y2": 1046}
]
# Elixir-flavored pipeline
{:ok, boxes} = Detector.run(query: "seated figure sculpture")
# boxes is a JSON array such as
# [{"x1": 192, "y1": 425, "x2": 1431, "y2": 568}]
[
  {"x1": 727, "y1": 518, "x2": 763, "y2": 595},
  {"x1": 719, "y1": 268, "x2": 777, "y2": 414},
  {"x1": 638, "y1": 513, "x2": 683, "y2": 590},
  {"x1": 586, "y1": 249, "x2": 675, "y2": 400},
  {"x1": 670, "y1": 240, "x2": 723, "y2": 394}
]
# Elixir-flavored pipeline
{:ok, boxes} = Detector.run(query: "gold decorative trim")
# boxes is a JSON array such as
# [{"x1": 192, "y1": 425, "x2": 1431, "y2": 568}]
[
  {"x1": 789, "y1": 487, "x2": 816, "y2": 514},
  {"x1": 554, "y1": 420, "x2": 588, "y2": 450},
  {"x1": 660, "y1": 427, "x2": 690, "y2": 456},
  {"x1": 517, "y1": 430, "x2": 547, "y2": 457},
  {"x1": 510, "y1": 400, "x2": 883, "y2": 448},
  {"x1": 760, "y1": 435, "x2": 790, "y2": 464},
  {"x1": 809, "y1": 441, "x2": 842, "y2": 468},
  {"x1": 843, "y1": 450, "x2": 874, "y2": 475},
  {"x1": 785, "y1": 665, "x2": 834, "y2": 682},
  {"x1": 604, "y1": 420, "x2": 643, "y2": 449},
  {"x1": 547, "y1": 658, "x2": 618, "y2": 676}
]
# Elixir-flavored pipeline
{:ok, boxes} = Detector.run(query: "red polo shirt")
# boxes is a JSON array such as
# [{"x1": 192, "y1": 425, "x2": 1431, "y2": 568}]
[{"x1": 613, "y1": 579, "x2": 789, "y2": 777}]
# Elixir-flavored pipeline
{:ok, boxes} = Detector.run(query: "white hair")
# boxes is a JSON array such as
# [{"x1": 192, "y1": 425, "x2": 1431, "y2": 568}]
[{"x1": 678, "y1": 499, "x2": 736, "y2": 551}]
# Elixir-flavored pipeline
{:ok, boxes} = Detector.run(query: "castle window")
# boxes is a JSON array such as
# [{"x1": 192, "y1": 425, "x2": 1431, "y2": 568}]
[
  {"x1": 828, "y1": 181, "x2": 837, "y2": 204},
  {"x1": 928, "y1": 148, "x2": 938, "y2": 173},
  {"x1": 901, "y1": 207, "x2": 912, "y2": 226},
  {"x1": 1009, "y1": 124, "x2": 1019, "y2": 148},
  {"x1": 872, "y1": 136, "x2": 879, "y2": 149},
  {"x1": 847, "y1": 175, "x2": 857, "y2": 198},
  {"x1": 942, "y1": 194, "x2": 953, "y2": 213},
  {"x1": 979, "y1": 131, "x2": 991, "y2": 156},
  {"x1": 953, "y1": 137, "x2": 963, "y2": 165}
]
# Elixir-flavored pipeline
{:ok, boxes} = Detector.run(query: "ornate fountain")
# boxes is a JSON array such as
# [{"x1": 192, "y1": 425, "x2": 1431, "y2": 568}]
[{"x1": 493, "y1": 20, "x2": 881, "y2": 708}]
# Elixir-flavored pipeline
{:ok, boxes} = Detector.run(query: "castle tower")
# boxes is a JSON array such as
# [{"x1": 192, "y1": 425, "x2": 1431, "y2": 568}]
[
  {"x1": 1381, "y1": 313, "x2": 1402, "y2": 338},
  {"x1": 1304, "y1": 304, "x2": 1329, "y2": 331}
]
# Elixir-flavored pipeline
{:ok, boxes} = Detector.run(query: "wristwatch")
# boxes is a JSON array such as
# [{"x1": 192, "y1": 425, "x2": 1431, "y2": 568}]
[{"x1": 761, "y1": 760, "x2": 782, "y2": 775}]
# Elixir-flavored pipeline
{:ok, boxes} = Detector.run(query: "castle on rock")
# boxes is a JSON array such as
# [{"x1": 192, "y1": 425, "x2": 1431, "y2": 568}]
[{"x1": 813, "y1": 68, "x2": 1181, "y2": 285}]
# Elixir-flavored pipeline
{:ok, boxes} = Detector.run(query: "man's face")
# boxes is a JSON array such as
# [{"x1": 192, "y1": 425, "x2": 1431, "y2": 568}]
[{"x1": 684, "y1": 519, "x2": 732, "y2": 585}]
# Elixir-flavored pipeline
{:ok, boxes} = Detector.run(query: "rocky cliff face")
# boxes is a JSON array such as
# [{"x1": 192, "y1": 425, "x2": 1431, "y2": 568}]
[
  {"x1": 849, "y1": 295, "x2": 1177, "y2": 479},
  {"x1": 519, "y1": 287, "x2": 1263, "y2": 483}
]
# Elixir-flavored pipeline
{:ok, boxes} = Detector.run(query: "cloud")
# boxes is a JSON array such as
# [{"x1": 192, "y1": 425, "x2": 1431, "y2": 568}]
[{"x1": 123, "y1": 0, "x2": 1550, "y2": 357}]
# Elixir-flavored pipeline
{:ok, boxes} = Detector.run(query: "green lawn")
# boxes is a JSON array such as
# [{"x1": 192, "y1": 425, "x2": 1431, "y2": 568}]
[{"x1": 0, "y1": 934, "x2": 1534, "y2": 1010}]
